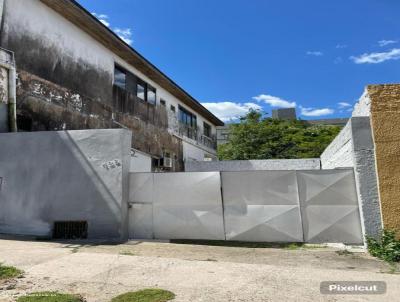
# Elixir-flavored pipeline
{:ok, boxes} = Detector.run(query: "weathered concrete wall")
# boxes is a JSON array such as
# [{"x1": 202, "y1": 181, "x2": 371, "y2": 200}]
[
  {"x1": 15, "y1": 71, "x2": 184, "y2": 170},
  {"x1": 185, "y1": 158, "x2": 321, "y2": 172},
  {"x1": 350, "y1": 117, "x2": 382, "y2": 238},
  {"x1": 1, "y1": 0, "x2": 113, "y2": 102},
  {"x1": 0, "y1": 0, "x2": 218, "y2": 169},
  {"x1": 320, "y1": 121, "x2": 353, "y2": 169},
  {"x1": 320, "y1": 115, "x2": 382, "y2": 239},
  {"x1": 0, "y1": 66, "x2": 7, "y2": 132},
  {"x1": 0, "y1": 129, "x2": 131, "y2": 239},
  {"x1": 368, "y1": 84, "x2": 400, "y2": 234}
]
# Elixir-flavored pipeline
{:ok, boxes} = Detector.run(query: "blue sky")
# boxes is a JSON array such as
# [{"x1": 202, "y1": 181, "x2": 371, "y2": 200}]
[{"x1": 79, "y1": 0, "x2": 400, "y2": 122}]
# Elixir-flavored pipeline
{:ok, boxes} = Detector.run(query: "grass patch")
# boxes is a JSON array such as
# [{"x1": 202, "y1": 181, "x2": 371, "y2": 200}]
[
  {"x1": 17, "y1": 292, "x2": 84, "y2": 302},
  {"x1": 119, "y1": 251, "x2": 136, "y2": 256},
  {"x1": 0, "y1": 263, "x2": 23, "y2": 280},
  {"x1": 111, "y1": 289, "x2": 175, "y2": 302}
]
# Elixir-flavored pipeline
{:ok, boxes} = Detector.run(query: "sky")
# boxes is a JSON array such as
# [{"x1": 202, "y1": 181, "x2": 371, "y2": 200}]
[{"x1": 79, "y1": 0, "x2": 400, "y2": 122}]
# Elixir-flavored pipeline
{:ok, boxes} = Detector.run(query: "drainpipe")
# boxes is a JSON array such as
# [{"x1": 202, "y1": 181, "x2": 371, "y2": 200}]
[{"x1": 0, "y1": 48, "x2": 17, "y2": 132}]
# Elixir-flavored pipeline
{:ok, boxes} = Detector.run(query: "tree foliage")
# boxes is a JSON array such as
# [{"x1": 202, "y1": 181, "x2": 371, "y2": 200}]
[{"x1": 218, "y1": 110, "x2": 342, "y2": 160}]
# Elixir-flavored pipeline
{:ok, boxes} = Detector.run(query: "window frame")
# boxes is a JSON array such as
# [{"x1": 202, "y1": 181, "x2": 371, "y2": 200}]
[
  {"x1": 114, "y1": 65, "x2": 127, "y2": 90},
  {"x1": 203, "y1": 122, "x2": 212, "y2": 137},
  {"x1": 179, "y1": 105, "x2": 197, "y2": 128},
  {"x1": 147, "y1": 84, "x2": 157, "y2": 105},
  {"x1": 136, "y1": 77, "x2": 146, "y2": 101}
]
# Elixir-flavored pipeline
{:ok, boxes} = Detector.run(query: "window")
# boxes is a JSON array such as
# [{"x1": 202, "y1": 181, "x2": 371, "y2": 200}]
[
  {"x1": 160, "y1": 99, "x2": 166, "y2": 106},
  {"x1": 203, "y1": 122, "x2": 211, "y2": 137},
  {"x1": 136, "y1": 78, "x2": 146, "y2": 100},
  {"x1": 170, "y1": 105, "x2": 176, "y2": 112},
  {"x1": 147, "y1": 85, "x2": 156, "y2": 105},
  {"x1": 179, "y1": 106, "x2": 197, "y2": 128},
  {"x1": 114, "y1": 66, "x2": 126, "y2": 89}
]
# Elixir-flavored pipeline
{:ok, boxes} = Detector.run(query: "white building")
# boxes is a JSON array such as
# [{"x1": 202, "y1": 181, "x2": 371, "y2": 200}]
[{"x1": 0, "y1": 0, "x2": 224, "y2": 172}]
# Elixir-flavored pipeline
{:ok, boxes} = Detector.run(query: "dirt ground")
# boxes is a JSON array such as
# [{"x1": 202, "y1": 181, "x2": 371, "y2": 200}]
[{"x1": 0, "y1": 237, "x2": 399, "y2": 302}]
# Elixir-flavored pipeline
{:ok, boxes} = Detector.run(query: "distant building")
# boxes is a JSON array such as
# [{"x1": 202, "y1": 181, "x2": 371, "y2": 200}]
[
  {"x1": 216, "y1": 125, "x2": 231, "y2": 145},
  {"x1": 272, "y1": 108, "x2": 297, "y2": 120}
]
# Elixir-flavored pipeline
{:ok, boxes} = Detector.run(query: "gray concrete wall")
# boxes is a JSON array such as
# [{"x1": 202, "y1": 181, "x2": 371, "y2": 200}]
[
  {"x1": 185, "y1": 158, "x2": 321, "y2": 172},
  {"x1": 320, "y1": 116, "x2": 382, "y2": 239},
  {"x1": 0, "y1": 129, "x2": 131, "y2": 240}
]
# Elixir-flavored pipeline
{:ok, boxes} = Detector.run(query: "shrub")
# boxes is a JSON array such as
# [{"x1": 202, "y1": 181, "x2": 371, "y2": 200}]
[{"x1": 366, "y1": 229, "x2": 400, "y2": 263}]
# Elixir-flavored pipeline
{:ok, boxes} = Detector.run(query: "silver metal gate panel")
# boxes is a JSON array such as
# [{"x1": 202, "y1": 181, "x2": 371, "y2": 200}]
[
  {"x1": 297, "y1": 170, "x2": 363, "y2": 244},
  {"x1": 128, "y1": 173, "x2": 154, "y2": 239},
  {"x1": 153, "y1": 172, "x2": 225, "y2": 240},
  {"x1": 221, "y1": 171, "x2": 303, "y2": 242}
]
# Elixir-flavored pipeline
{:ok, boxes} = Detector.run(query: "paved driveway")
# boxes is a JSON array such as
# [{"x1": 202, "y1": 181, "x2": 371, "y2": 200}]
[{"x1": 0, "y1": 238, "x2": 399, "y2": 302}]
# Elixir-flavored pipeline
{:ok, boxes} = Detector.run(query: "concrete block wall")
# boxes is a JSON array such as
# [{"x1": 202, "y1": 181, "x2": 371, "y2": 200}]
[
  {"x1": 0, "y1": 129, "x2": 131, "y2": 240},
  {"x1": 320, "y1": 121, "x2": 353, "y2": 169},
  {"x1": 185, "y1": 158, "x2": 321, "y2": 172},
  {"x1": 321, "y1": 116, "x2": 382, "y2": 239}
]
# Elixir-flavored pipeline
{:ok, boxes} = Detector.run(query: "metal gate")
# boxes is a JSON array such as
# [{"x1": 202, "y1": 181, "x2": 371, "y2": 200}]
[{"x1": 128, "y1": 169, "x2": 363, "y2": 244}]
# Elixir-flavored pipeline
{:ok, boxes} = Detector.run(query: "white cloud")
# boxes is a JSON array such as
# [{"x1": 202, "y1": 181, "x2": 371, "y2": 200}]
[
  {"x1": 92, "y1": 12, "x2": 133, "y2": 45},
  {"x1": 336, "y1": 44, "x2": 348, "y2": 49},
  {"x1": 378, "y1": 40, "x2": 397, "y2": 47},
  {"x1": 300, "y1": 106, "x2": 334, "y2": 117},
  {"x1": 350, "y1": 48, "x2": 400, "y2": 64},
  {"x1": 92, "y1": 13, "x2": 110, "y2": 27},
  {"x1": 253, "y1": 94, "x2": 296, "y2": 108},
  {"x1": 306, "y1": 51, "x2": 323, "y2": 56},
  {"x1": 201, "y1": 102, "x2": 261, "y2": 122},
  {"x1": 114, "y1": 28, "x2": 133, "y2": 45},
  {"x1": 338, "y1": 102, "x2": 352, "y2": 108}
]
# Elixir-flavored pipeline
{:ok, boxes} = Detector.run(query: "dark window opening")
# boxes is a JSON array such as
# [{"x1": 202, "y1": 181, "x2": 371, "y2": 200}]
[
  {"x1": 136, "y1": 78, "x2": 146, "y2": 101},
  {"x1": 160, "y1": 99, "x2": 166, "y2": 106},
  {"x1": 170, "y1": 105, "x2": 176, "y2": 112},
  {"x1": 114, "y1": 66, "x2": 126, "y2": 89},
  {"x1": 147, "y1": 85, "x2": 156, "y2": 105},
  {"x1": 53, "y1": 221, "x2": 88, "y2": 239},
  {"x1": 203, "y1": 122, "x2": 211, "y2": 137},
  {"x1": 179, "y1": 106, "x2": 197, "y2": 128}
]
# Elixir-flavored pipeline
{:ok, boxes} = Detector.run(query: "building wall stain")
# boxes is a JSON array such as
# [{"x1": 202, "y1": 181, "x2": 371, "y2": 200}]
[
  {"x1": 1, "y1": 32, "x2": 113, "y2": 103},
  {"x1": 16, "y1": 70, "x2": 183, "y2": 170}
]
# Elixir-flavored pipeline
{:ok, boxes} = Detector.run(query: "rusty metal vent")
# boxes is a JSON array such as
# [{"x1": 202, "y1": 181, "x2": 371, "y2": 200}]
[{"x1": 53, "y1": 221, "x2": 88, "y2": 239}]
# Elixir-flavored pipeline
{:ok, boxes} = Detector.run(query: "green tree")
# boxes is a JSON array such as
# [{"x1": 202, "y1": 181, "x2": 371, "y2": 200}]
[{"x1": 218, "y1": 110, "x2": 342, "y2": 160}]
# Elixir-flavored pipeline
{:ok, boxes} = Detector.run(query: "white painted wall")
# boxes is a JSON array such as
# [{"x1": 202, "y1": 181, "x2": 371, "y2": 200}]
[
  {"x1": 320, "y1": 121, "x2": 354, "y2": 169},
  {"x1": 352, "y1": 89, "x2": 371, "y2": 117},
  {"x1": 130, "y1": 149, "x2": 152, "y2": 172},
  {"x1": 183, "y1": 141, "x2": 217, "y2": 162}
]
